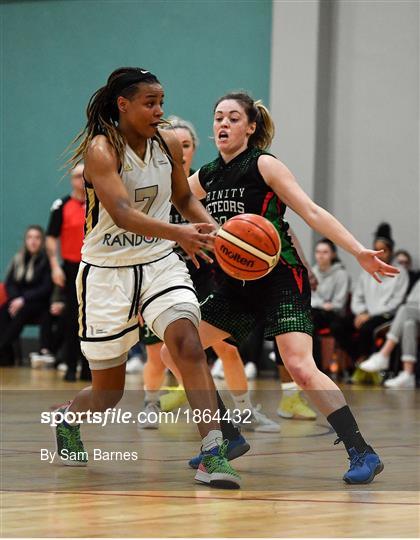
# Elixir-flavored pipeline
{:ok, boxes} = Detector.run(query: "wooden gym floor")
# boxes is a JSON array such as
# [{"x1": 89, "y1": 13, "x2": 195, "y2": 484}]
[{"x1": 1, "y1": 366, "x2": 419, "y2": 538}]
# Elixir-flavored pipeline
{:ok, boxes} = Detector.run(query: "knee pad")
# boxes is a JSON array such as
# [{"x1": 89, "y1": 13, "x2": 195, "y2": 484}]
[
  {"x1": 87, "y1": 352, "x2": 128, "y2": 371},
  {"x1": 151, "y1": 302, "x2": 201, "y2": 341}
]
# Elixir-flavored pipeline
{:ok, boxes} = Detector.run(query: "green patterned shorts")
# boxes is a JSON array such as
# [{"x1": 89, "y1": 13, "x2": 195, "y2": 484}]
[{"x1": 200, "y1": 270, "x2": 313, "y2": 345}]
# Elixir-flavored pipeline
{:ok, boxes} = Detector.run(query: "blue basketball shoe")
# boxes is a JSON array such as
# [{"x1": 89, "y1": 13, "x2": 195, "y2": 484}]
[
  {"x1": 343, "y1": 447, "x2": 384, "y2": 484},
  {"x1": 188, "y1": 434, "x2": 250, "y2": 469}
]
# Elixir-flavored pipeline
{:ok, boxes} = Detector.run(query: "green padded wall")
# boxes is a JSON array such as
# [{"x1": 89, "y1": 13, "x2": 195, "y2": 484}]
[{"x1": 0, "y1": 0, "x2": 272, "y2": 275}]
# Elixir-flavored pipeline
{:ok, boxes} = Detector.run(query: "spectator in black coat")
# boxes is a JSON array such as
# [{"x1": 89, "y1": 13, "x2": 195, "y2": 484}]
[{"x1": 0, "y1": 226, "x2": 52, "y2": 365}]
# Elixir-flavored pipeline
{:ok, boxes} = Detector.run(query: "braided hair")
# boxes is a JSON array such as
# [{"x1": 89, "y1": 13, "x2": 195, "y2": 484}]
[
  {"x1": 214, "y1": 92, "x2": 275, "y2": 150},
  {"x1": 68, "y1": 67, "x2": 168, "y2": 168}
]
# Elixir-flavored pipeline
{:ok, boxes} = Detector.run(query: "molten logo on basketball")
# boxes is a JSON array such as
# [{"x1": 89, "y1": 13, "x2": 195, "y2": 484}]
[
  {"x1": 220, "y1": 244, "x2": 254, "y2": 267},
  {"x1": 214, "y1": 214, "x2": 281, "y2": 280}
]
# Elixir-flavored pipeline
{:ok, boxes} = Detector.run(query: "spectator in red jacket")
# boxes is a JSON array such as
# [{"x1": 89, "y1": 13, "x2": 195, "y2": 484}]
[{"x1": 46, "y1": 163, "x2": 90, "y2": 381}]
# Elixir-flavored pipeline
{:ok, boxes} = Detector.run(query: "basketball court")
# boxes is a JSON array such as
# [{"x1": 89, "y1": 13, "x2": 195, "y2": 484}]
[
  {"x1": 2, "y1": 367, "x2": 419, "y2": 537},
  {"x1": 1, "y1": 1, "x2": 419, "y2": 539}
]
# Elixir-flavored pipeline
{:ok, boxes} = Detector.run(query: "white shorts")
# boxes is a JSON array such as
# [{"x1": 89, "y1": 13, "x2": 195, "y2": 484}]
[{"x1": 76, "y1": 252, "x2": 200, "y2": 369}]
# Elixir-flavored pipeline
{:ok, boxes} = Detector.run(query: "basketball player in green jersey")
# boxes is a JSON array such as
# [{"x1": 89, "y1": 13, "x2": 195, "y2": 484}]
[
  {"x1": 51, "y1": 68, "x2": 241, "y2": 489},
  {"x1": 139, "y1": 115, "x2": 278, "y2": 435},
  {"x1": 162, "y1": 92, "x2": 399, "y2": 484}
]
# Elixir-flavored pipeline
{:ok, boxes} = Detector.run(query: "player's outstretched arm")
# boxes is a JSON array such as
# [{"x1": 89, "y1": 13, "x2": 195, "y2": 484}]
[{"x1": 258, "y1": 155, "x2": 399, "y2": 283}]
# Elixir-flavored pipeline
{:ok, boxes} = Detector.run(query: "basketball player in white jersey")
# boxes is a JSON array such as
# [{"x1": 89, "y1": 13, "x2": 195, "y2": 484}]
[{"x1": 52, "y1": 67, "x2": 240, "y2": 489}]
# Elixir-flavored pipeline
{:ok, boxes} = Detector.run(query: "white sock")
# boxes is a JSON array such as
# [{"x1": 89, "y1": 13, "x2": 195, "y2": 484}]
[
  {"x1": 145, "y1": 390, "x2": 160, "y2": 404},
  {"x1": 377, "y1": 352, "x2": 390, "y2": 360},
  {"x1": 201, "y1": 429, "x2": 223, "y2": 452},
  {"x1": 231, "y1": 391, "x2": 253, "y2": 413},
  {"x1": 281, "y1": 382, "x2": 299, "y2": 397}
]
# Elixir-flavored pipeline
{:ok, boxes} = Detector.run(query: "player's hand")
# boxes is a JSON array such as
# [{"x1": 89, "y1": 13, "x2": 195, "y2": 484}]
[
  {"x1": 51, "y1": 266, "x2": 66, "y2": 287},
  {"x1": 354, "y1": 312, "x2": 370, "y2": 329},
  {"x1": 50, "y1": 301, "x2": 65, "y2": 316},
  {"x1": 356, "y1": 249, "x2": 400, "y2": 283},
  {"x1": 175, "y1": 223, "x2": 216, "y2": 268},
  {"x1": 323, "y1": 302, "x2": 334, "y2": 311},
  {"x1": 8, "y1": 297, "x2": 25, "y2": 317}
]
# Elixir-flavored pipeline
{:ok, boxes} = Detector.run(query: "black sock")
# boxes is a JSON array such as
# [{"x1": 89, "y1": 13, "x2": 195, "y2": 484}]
[
  {"x1": 327, "y1": 405, "x2": 372, "y2": 454},
  {"x1": 217, "y1": 391, "x2": 241, "y2": 441}
]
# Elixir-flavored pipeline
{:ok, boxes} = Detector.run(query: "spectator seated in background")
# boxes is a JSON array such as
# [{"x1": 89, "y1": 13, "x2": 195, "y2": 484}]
[
  {"x1": 311, "y1": 238, "x2": 350, "y2": 369},
  {"x1": 0, "y1": 225, "x2": 52, "y2": 365},
  {"x1": 29, "y1": 284, "x2": 66, "y2": 368},
  {"x1": 359, "y1": 278, "x2": 420, "y2": 388},
  {"x1": 351, "y1": 223, "x2": 409, "y2": 363},
  {"x1": 394, "y1": 249, "x2": 419, "y2": 294}
]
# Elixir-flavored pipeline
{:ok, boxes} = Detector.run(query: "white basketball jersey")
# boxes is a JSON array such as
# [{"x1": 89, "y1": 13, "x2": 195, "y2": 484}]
[{"x1": 82, "y1": 139, "x2": 175, "y2": 266}]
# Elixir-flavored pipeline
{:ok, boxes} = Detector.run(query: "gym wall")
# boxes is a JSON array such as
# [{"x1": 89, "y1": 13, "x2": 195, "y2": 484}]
[
  {"x1": 0, "y1": 0, "x2": 272, "y2": 275},
  {"x1": 270, "y1": 0, "x2": 419, "y2": 280},
  {"x1": 2, "y1": 0, "x2": 418, "y2": 283}
]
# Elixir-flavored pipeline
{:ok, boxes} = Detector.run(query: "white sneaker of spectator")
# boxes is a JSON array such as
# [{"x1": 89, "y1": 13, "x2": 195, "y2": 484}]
[
  {"x1": 359, "y1": 352, "x2": 390, "y2": 372},
  {"x1": 239, "y1": 404, "x2": 281, "y2": 433},
  {"x1": 126, "y1": 355, "x2": 144, "y2": 374},
  {"x1": 29, "y1": 350, "x2": 55, "y2": 369},
  {"x1": 56, "y1": 362, "x2": 67, "y2": 372},
  {"x1": 138, "y1": 401, "x2": 160, "y2": 429},
  {"x1": 211, "y1": 358, "x2": 225, "y2": 379},
  {"x1": 244, "y1": 362, "x2": 257, "y2": 380},
  {"x1": 384, "y1": 371, "x2": 415, "y2": 389}
]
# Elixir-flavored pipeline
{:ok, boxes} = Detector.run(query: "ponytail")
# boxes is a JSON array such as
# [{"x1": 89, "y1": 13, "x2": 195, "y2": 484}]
[
  {"x1": 250, "y1": 100, "x2": 275, "y2": 150},
  {"x1": 374, "y1": 222, "x2": 395, "y2": 251}
]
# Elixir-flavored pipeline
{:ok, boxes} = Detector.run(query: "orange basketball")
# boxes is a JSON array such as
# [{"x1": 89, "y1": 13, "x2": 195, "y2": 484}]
[{"x1": 214, "y1": 214, "x2": 281, "y2": 280}]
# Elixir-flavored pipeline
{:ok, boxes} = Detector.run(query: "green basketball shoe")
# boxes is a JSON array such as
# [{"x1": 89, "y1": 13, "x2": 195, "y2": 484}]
[
  {"x1": 195, "y1": 440, "x2": 241, "y2": 489},
  {"x1": 52, "y1": 406, "x2": 88, "y2": 466}
]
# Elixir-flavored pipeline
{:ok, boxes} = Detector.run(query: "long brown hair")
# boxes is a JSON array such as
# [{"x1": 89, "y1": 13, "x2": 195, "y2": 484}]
[
  {"x1": 68, "y1": 67, "x2": 165, "y2": 168},
  {"x1": 12, "y1": 225, "x2": 46, "y2": 282},
  {"x1": 214, "y1": 92, "x2": 275, "y2": 150}
]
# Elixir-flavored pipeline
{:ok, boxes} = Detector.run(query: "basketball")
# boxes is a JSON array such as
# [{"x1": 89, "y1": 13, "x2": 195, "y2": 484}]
[{"x1": 214, "y1": 213, "x2": 281, "y2": 280}]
